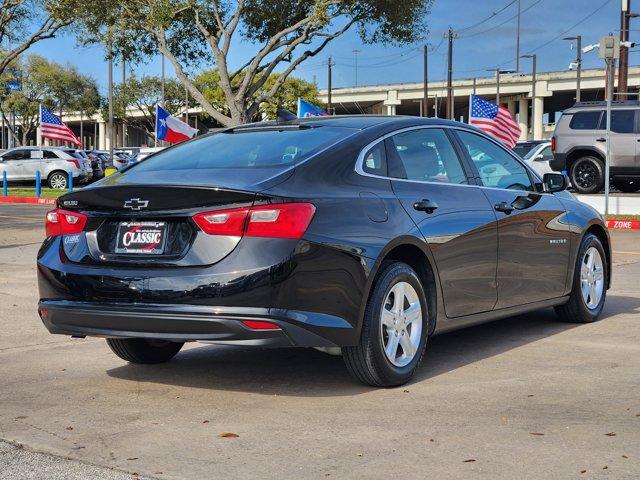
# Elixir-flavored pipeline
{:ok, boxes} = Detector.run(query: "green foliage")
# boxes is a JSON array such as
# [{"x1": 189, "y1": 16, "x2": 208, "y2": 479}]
[
  {"x1": 49, "y1": 0, "x2": 433, "y2": 126},
  {"x1": 105, "y1": 75, "x2": 187, "y2": 137}
]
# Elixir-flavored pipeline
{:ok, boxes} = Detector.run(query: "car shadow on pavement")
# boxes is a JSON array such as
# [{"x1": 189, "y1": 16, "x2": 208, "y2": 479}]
[{"x1": 106, "y1": 296, "x2": 637, "y2": 396}]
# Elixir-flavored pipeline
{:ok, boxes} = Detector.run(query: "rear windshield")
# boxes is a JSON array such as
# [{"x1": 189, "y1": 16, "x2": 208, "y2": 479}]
[
  {"x1": 129, "y1": 126, "x2": 354, "y2": 172},
  {"x1": 512, "y1": 144, "x2": 536, "y2": 158}
]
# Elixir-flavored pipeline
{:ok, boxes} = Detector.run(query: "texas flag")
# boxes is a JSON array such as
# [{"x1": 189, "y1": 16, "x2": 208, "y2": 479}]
[{"x1": 155, "y1": 105, "x2": 198, "y2": 144}]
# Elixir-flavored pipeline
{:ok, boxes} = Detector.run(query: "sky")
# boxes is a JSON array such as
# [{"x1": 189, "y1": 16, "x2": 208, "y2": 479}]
[{"x1": 27, "y1": 0, "x2": 631, "y2": 93}]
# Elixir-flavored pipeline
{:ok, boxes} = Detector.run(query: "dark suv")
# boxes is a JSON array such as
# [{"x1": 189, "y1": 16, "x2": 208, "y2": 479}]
[{"x1": 551, "y1": 101, "x2": 640, "y2": 194}]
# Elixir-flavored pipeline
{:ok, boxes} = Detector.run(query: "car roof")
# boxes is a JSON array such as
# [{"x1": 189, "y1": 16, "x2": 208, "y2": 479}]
[{"x1": 233, "y1": 115, "x2": 463, "y2": 131}]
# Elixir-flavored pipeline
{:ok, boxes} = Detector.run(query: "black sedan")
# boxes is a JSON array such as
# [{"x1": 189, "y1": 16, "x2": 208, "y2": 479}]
[{"x1": 37, "y1": 116, "x2": 610, "y2": 387}]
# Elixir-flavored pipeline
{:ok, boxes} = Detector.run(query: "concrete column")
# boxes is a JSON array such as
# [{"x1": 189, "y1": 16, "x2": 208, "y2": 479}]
[
  {"x1": 507, "y1": 100, "x2": 516, "y2": 117},
  {"x1": 518, "y1": 98, "x2": 529, "y2": 140},
  {"x1": 98, "y1": 121, "x2": 107, "y2": 150},
  {"x1": 383, "y1": 90, "x2": 401, "y2": 116},
  {"x1": 533, "y1": 96, "x2": 544, "y2": 140},
  {"x1": 386, "y1": 104, "x2": 396, "y2": 116}
]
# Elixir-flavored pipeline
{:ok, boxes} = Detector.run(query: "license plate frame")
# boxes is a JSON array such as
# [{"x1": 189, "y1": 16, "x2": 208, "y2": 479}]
[{"x1": 115, "y1": 221, "x2": 167, "y2": 255}]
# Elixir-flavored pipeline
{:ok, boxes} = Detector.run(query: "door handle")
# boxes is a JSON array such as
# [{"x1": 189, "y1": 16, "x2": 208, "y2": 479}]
[
  {"x1": 596, "y1": 137, "x2": 606, "y2": 142},
  {"x1": 494, "y1": 201, "x2": 514, "y2": 214},
  {"x1": 413, "y1": 199, "x2": 438, "y2": 214}
]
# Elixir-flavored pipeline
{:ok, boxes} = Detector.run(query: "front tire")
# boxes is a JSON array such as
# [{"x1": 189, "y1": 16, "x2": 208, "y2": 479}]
[
  {"x1": 106, "y1": 338, "x2": 184, "y2": 364},
  {"x1": 555, "y1": 233, "x2": 607, "y2": 323},
  {"x1": 343, "y1": 262, "x2": 429, "y2": 387},
  {"x1": 570, "y1": 156, "x2": 604, "y2": 194},
  {"x1": 48, "y1": 171, "x2": 68, "y2": 190}
]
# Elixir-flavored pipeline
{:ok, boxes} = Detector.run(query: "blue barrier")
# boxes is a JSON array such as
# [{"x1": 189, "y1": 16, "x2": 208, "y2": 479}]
[
  {"x1": 2, "y1": 171, "x2": 6, "y2": 196},
  {"x1": 68, "y1": 171, "x2": 73, "y2": 193},
  {"x1": 35, "y1": 171, "x2": 41, "y2": 198}
]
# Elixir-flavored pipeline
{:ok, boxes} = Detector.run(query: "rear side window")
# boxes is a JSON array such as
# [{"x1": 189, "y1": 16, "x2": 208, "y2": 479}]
[
  {"x1": 569, "y1": 111, "x2": 602, "y2": 130},
  {"x1": 43, "y1": 150, "x2": 58, "y2": 159},
  {"x1": 362, "y1": 142, "x2": 387, "y2": 176},
  {"x1": 131, "y1": 127, "x2": 354, "y2": 172}
]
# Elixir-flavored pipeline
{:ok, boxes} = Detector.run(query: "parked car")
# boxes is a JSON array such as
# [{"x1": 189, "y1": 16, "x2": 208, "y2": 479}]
[
  {"x1": 111, "y1": 151, "x2": 130, "y2": 171},
  {"x1": 513, "y1": 140, "x2": 546, "y2": 159},
  {"x1": 0, "y1": 146, "x2": 88, "y2": 189},
  {"x1": 37, "y1": 116, "x2": 610, "y2": 387},
  {"x1": 551, "y1": 100, "x2": 640, "y2": 194},
  {"x1": 66, "y1": 149, "x2": 102, "y2": 181},
  {"x1": 137, "y1": 146, "x2": 166, "y2": 162},
  {"x1": 516, "y1": 141, "x2": 555, "y2": 177}
]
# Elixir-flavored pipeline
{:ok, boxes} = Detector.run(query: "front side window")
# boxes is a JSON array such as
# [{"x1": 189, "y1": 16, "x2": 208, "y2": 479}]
[
  {"x1": 457, "y1": 131, "x2": 533, "y2": 191},
  {"x1": 599, "y1": 109, "x2": 635, "y2": 133},
  {"x1": 2, "y1": 149, "x2": 29, "y2": 160},
  {"x1": 569, "y1": 111, "x2": 603, "y2": 130},
  {"x1": 388, "y1": 128, "x2": 467, "y2": 184}
]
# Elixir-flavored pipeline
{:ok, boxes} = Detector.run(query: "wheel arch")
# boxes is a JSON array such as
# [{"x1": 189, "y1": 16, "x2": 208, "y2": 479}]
[
  {"x1": 47, "y1": 169, "x2": 68, "y2": 185},
  {"x1": 360, "y1": 237, "x2": 441, "y2": 338},
  {"x1": 566, "y1": 147, "x2": 605, "y2": 170}
]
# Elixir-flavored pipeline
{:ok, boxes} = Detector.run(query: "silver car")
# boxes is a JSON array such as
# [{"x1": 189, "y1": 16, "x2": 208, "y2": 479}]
[
  {"x1": 0, "y1": 147, "x2": 89, "y2": 189},
  {"x1": 519, "y1": 141, "x2": 554, "y2": 177},
  {"x1": 551, "y1": 101, "x2": 640, "y2": 194}
]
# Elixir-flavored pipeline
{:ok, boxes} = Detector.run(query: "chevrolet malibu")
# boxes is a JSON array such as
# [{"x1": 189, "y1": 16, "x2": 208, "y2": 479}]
[{"x1": 37, "y1": 116, "x2": 610, "y2": 387}]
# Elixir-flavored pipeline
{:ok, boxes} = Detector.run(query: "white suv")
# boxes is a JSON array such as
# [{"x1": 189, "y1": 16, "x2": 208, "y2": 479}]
[{"x1": 0, "y1": 147, "x2": 90, "y2": 189}]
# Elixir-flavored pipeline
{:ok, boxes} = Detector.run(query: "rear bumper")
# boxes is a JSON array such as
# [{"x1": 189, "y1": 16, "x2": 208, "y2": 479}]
[{"x1": 38, "y1": 300, "x2": 349, "y2": 347}]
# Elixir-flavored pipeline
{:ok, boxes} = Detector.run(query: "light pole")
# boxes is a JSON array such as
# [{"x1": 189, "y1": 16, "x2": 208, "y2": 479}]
[
  {"x1": 522, "y1": 54, "x2": 537, "y2": 139},
  {"x1": 563, "y1": 36, "x2": 582, "y2": 102},
  {"x1": 487, "y1": 68, "x2": 515, "y2": 106}
]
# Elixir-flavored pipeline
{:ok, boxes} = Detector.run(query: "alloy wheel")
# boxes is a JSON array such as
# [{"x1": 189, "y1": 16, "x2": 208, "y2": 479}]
[
  {"x1": 380, "y1": 281, "x2": 423, "y2": 367},
  {"x1": 50, "y1": 173, "x2": 67, "y2": 189},
  {"x1": 580, "y1": 246, "x2": 605, "y2": 309},
  {"x1": 574, "y1": 162, "x2": 597, "y2": 190}
]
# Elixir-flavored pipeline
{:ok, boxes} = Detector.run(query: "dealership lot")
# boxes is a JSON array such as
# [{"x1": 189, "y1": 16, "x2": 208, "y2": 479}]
[{"x1": 1, "y1": 203, "x2": 639, "y2": 479}]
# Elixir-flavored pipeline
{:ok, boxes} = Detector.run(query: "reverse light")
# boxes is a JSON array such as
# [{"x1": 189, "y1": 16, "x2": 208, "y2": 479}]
[
  {"x1": 193, "y1": 203, "x2": 315, "y2": 239},
  {"x1": 45, "y1": 208, "x2": 87, "y2": 237},
  {"x1": 551, "y1": 136, "x2": 556, "y2": 153},
  {"x1": 241, "y1": 320, "x2": 281, "y2": 330}
]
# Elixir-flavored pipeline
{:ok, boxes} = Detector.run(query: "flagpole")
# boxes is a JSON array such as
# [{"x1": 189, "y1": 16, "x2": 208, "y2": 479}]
[
  {"x1": 468, "y1": 94, "x2": 472, "y2": 124},
  {"x1": 154, "y1": 104, "x2": 158, "y2": 147}
]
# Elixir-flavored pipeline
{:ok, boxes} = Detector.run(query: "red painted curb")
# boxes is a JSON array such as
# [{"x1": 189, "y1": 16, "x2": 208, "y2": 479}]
[
  {"x1": 0, "y1": 196, "x2": 56, "y2": 205},
  {"x1": 606, "y1": 219, "x2": 640, "y2": 230}
]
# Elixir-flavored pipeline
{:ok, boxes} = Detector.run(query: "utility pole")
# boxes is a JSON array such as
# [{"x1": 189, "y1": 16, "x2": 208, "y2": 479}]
[
  {"x1": 327, "y1": 57, "x2": 334, "y2": 115},
  {"x1": 446, "y1": 28, "x2": 455, "y2": 120},
  {"x1": 161, "y1": 54, "x2": 165, "y2": 107},
  {"x1": 423, "y1": 45, "x2": 429, "y2": 117},
  {"x1": 619, "y1": 0, "x2": 632, "y2": 99},
  {"x1": 516, "y1": 0, "x2": 521, "y2": 72},
  {"x1": 522, "y1": 54, "x2": 537, "y2": 139},
  {"x1": 353, "y1": 49, "x2": 361, "y2": 87},
  {"x1": 108, "y1": 38, "x2": 114, "y2": 161},
  {"x1": 564, "y1": 36, "x2": 583, "y2": 102},
  {"x1": 488, "y1": 68, "x2": 515, "y2": 107}
]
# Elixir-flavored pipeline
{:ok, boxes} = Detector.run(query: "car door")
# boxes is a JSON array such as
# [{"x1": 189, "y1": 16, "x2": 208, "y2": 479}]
[
  {"x1": 454, "y1": 129, "x2": 571, "y2": 309},
  {"x1": 0, "y1": 149, "x2": 30, "y2": 180},
  {"x1": 385, "y1": 127, "x2": 498, "y2": 318},
  {"x1": 602, "y1": 109, "x2": 637, "y2": 169},
  {"x1": 22, "y1": 149, "x2": 44, "y2": 180}
]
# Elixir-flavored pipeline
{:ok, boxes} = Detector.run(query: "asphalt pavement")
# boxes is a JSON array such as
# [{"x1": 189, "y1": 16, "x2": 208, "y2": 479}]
[{"x1": 1, "y1": 203, "x2": 639, "y2": 479}]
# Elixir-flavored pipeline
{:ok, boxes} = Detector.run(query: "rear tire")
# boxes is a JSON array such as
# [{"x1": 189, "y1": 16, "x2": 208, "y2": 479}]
[
  {"x1": 555, "y1": 233, "x2": 607, "y2": 323},
  {"x1": 343, "y1": 262, "x2": 429, "y2": 387},
  {"x1": 106, "y1": 338, "x2": 184, "y2": 364},
  {"x1": 613, "y1": 178, "x2": 640, "y2": 193},
  {"x1": 48, "y1": 171, "x2": 68, "y2": 190},
  {"x1": 570, "y1": 156, "x2": 604, "y2": 194}
]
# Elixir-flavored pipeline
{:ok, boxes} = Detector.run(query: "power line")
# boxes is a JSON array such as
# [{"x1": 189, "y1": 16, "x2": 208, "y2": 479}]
[
  {"x1": 457, "y1": 0, "x2": 519, "y2": 34},
  {"x1": 459, "y1": 0, "x2": 544, "y2": 39}
]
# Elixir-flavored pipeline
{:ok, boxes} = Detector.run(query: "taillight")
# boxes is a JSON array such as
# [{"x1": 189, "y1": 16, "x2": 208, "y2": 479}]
[
  {"x1": 241, "y1": 320, "x2": 280, "y2": 330},
  {"x1": 45, "y1": 208, "x2": 87, "y2": 237},
  {"x1": 193, "y1": 202, "x2": 315, "y2": 239},
  {"x1": 551, "y1": 136, "x2": 556, "y2": 152},
  {"x1": 66, "y1": 159, "x2": 81, "y2": 169}
]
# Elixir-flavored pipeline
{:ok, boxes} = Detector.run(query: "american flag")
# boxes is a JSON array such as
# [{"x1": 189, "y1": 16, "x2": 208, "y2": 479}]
[
  {"x1": 469, "y1": 95, "x2": 521, "y2": 148},
  {"x1": 39, "y1": 106, "x2": 81, "y2": 146}
]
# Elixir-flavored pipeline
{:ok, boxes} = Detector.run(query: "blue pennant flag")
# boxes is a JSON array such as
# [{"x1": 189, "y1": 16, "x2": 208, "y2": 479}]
[{"x1": 297, "y1": 98, "x2": 328, "y2": 118}]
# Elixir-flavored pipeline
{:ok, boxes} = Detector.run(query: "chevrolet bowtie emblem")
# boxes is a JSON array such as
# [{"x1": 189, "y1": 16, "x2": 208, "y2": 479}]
[{"x1": 123, "y1": 198, "x2": 149, "y2": 210}]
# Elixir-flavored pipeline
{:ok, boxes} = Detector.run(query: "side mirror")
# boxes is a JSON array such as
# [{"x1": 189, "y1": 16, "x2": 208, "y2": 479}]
[
  {"x1": 543, "y1": 173, "x2": 567, "y2": 193},
  {"x1": 534, "y1": 154, "x2": 544, "y2": 161}
]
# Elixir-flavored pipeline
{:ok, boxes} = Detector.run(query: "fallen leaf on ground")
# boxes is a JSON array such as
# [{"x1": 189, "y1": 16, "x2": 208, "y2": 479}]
[
  {"x1": 14, "y1": 416, "x2": 27, "y2": 420},
  {"x1": 65, "y1": 426, "x2": 73, "y2": 431},
  {"x1": 463, "y1": 459, "x2": 476, "y2": 463},
  {"x1": 527, "y1": 394, "x2": 534, "y2": 397},
  {"x1": 202, "y1": 420, "x2": 209, "y2": 424},
  {"x1": 356, "y1": 453, "x2": 363, "y2": 457},
  {"x1": 580, "y1": 470, "x2": 586, "y2": 474},
  {"x1": 219, "y1": 432, "x2": 239, "y2": 438},
  {"x1": 603, "y1": 466, "x2": 608, "y2": 470},
  {"x1": 127, "y1": 457, "x2": 138, "y2": 461},
  {"x1": 403, "y1": 389, "x2": 410, "y2": 393},
  {"x1": 605, "y1": 432, "x2": 616, "y2": 436},
  {"x1": 622, "y1": 455, "x2": 628, "y2": 459},
  {"x1": 530, "y1": 432, "x2": 544, "y2": 436}
]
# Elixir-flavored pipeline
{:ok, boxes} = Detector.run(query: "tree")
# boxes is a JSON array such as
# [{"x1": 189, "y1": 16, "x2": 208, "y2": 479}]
[
  {"x1": 106, "y1": 75, "x2": 186, "y2": 140},
  {"x1": 50, "y1": 0, "x2": 433, "y2": 126},
  {"x1": 0, "y1": 0, "x2": 71, "y2": 77},
  {"x1": 2, "y1": 55, "x2": 100, "y2": 145}
]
